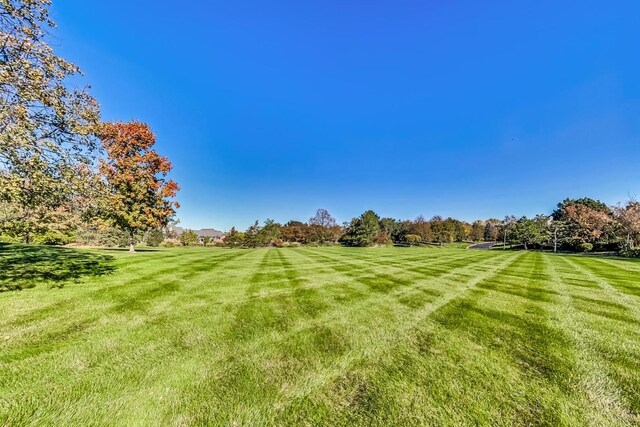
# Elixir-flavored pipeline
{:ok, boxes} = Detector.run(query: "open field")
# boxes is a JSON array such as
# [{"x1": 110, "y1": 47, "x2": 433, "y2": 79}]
[{"x1": 1, "y1": 245, "x2": 639, "y2": 426}]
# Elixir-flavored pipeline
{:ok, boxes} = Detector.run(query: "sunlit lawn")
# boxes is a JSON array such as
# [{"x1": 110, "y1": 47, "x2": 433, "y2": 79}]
[{"x1": 1, "y1": 244, "x2": 639, "y2": 425}]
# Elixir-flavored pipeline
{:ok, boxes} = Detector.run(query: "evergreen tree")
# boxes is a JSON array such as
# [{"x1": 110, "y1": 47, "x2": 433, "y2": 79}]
[{"x1": 341, "y1": 210, "x2": 381, "y2": 247}]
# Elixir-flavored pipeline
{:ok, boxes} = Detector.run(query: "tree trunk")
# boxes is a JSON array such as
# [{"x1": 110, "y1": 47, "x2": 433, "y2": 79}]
[
  {"x1": 524, "y1": 242, "x2": 528, "y2": 251},
  {"x1": 129, "y1": 231, "x2": 135, "y2": 253},
  {"x1": 24, "y1": 230, "x2": 31, "y2": 244}
]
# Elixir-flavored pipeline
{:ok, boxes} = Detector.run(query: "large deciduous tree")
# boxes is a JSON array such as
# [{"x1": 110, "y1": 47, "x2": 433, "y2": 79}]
[
  {"x1": 309, "y1": 208, "x2": 338, "y2": 244},
  {"x1": 552, "y1": 198, "x2": 613, "y2": 249},
  {"x1": 470, "y1": 220, "x2": 485, "y2": 242},
  {"x1": 615, "y1": 201, "x2": 640, "y2": 249},
  {"x1": 483, "y1": 219, "x2": 500, "y2": 242},
  {"x1": 510, "y1": 216, "x2": 547, "y2": 250},
  {"x1": 0, "y1": 0, "x2": 100, "y2": 234},
  {"x1": 98, "y1": 122, "x2": 179, "y2": 252},
  {"x1": 280, "y1": 220, "x2": 308, "y2": 243}
]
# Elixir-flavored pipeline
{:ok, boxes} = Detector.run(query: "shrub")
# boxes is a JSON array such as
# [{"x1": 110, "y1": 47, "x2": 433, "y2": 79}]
[
  {"x1": 577, "y1": 242, "x2": 593, "y2": 253},
  {"x1": 272, "y1": 239, "x2": 285, "y2": 247},
  {"x1": 374, "y1": 233, "x2": 393, "y2": 246},
  {"x1": 180, "y1": 230, "x2": 199, "y2": 246},
  {"x1": 145, "y1": 229, "x2": 164, "y2": 247},
  {"x1": 35, "y1": 231, "x2": 73, "y2": 246},
  {"x1": 404, "y1": 234, "x2": 422, "y2": 245},
  {"x1": 289, "y1": 242, "x2": 301, "y2": 248},
  {"x1": 161, "y1": 239, "x2": 180, "y2": 248},
  {"x1": 619, "y1": 248, "x2": 640, "y2": 258}
]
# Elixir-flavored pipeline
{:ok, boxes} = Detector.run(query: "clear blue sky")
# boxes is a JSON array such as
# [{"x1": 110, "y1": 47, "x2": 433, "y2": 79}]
[{"x1": 52, "y1": 1, "x2": 640, "y2": 230}]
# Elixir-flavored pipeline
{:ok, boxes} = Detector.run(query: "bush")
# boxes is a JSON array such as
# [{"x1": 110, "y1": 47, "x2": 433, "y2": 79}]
[
  {"x1": 35, "y1": 231, "x2": 74, "y2": 246},
  {"x1": 145, "y1": 229, "x2": 164, "y2": 247},
  {"x1": 404, "y1": 234, "x2": 422, "y2": 245},
  {"x1": 161, "y1": 239, "x2": 180, "y2": 248},
  {"x1": 374, "y1": 233, "x2": 393, "y2": 246},
  {"x1": 619, "y1": 248, "x2": 640, "y2": 258},
  {"x1": 577, "y1": 242, "x2": 593, "y2": 253},
  {"x1": 289, "y1": 242, "x2": 301, "y2": 248},
  {"x1": 180, "y1": 230, "x2": 199, "y2": 246}
]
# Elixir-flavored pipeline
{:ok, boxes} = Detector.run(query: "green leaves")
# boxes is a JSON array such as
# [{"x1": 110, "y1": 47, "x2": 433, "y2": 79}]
[{"x1": 0, "y1": 0, "x2": 101, "y2": 240}]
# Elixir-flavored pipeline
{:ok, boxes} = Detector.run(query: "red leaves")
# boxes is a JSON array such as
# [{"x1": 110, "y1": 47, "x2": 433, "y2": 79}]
[{"x1": 97, "y1": 121, "x2": 179, "y2": 233}]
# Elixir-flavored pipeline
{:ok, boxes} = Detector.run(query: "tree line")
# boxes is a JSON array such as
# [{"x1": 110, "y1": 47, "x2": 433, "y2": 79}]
[{"x1": 216, "y1": 199, "x2": 640, "y2": 256}]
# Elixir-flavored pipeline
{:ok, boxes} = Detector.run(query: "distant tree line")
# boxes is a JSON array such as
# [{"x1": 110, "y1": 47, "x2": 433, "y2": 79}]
[{"x1": 215, "y1": 198, "x2": 640, "y2": 256}]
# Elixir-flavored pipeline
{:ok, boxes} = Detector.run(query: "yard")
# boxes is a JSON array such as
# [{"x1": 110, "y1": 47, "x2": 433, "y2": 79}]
[{"x1": 1, "y1": 245, "x2": 639, "y2": 425}]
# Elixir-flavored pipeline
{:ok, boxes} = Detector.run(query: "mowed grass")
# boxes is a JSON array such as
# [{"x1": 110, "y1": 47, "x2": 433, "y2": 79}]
[{"x1": 1, "y1": 245, "x2": 640, "y2": 426}]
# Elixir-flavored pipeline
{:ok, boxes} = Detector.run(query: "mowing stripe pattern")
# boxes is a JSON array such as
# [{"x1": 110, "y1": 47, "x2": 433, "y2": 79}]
[{"x1": 0, "y1": 246, "x2": 639, "y2": 426}]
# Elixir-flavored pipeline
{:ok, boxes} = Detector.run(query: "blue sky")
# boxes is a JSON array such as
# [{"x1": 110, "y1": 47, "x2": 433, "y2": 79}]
[{"x1": 52, "y1": 1, "x2": 640, "y2": 230}]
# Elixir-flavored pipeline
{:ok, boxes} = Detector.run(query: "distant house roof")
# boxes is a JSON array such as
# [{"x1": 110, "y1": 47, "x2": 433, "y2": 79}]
[
  {"x1": 198, "y1": 229, "x2": 224, "y2": 238},
  {"x1": 167, "y1": 225, "x2": 225, "y2": 238}
]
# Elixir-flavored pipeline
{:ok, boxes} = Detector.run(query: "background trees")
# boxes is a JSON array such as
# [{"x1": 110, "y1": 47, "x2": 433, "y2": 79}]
[
  {"x1": 340, "y1": 210, "x2": 382, "y2": 247},
  {"x1": 614, "y1": 201, "x2": 640, "y2": 249},
  {"x1": 145, "y1": 229, "x2": 164, "y2": 247},
  {"x1": 280, "y1": 220, "x2": 308, "y2": 243},
  {"x1": 552, "y1": 198, "x2": 613, "y2": 250},
  {"x1": 179, "y1": 230, "x2": 198, "y2": 246},
  {"x1": 510, "y1": 216, "x2": 548, "y2": 250},
  {"x1": 308, "y1": 208, "x2": 338, "y2": 244},
  {"x1": 224, "y1": 227, "x2": 244, "y2": 247},
  {"x1": 98, "y1": 122, "x2": 179, "y2": 252},
  {"x1": 470, "y1": 220, "x2": 485, "y2": 242},
  {"x1": 483, "y1": 219, "x2": 500, "y2": 241}
]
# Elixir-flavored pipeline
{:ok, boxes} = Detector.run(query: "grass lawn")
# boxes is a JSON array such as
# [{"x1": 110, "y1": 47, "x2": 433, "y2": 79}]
[{"x1": 1, "y1": 245, "x2": 639, "y2": 426}]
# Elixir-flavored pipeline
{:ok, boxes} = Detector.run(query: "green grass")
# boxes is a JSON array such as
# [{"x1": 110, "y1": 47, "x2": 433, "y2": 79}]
[{"x1": 1, "y1": 244, "x2": 639, "y2": 426}]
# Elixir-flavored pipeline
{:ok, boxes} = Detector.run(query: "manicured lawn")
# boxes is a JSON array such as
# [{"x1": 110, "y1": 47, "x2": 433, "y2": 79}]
[{"x1": 1, "y1": 245, "x2": 639, "y2": 426}]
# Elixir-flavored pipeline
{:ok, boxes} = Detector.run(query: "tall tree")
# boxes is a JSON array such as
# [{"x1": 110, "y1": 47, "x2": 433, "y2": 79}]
[
  {"x1": 552, "y1": 198, "x2": 612, "y2": 248},
  {"x1": 483, "y1": 219, "x2": 500, "y2": 241},
  {"x1": 430, "y1": 216, "x2": 453, "y2": 245},
  {"x1": 0, "y1": 0, "x2": 100, "y2": 231},
  {"x1": 98, "y1": 122, "x2": 179, "y2": 252},
  {"x1": 224, "y1": 226, "x2": 244, "y2": 247},
  {"x1": 309, "y1": 208, "x2": 338, "y2": 244},
  {"x1": 280, "y1": 220, "x2": 308, "y2": 243},
  {"x1": 511, "y1": 216, "x2": 546, "y2": 250},
  {"x1": 243, "y1": 220, "x2": 261, "y2": 248},
  {"x1": 257, "y1": 218, "x2": 281, "y2": 246},
  {"x1": 340, "y1": 210, "x2": 381, "y2": 247},
  {"x1": 615, "y1": 201, "x2": 640, "y2": 249},
  {"x1": 470, "y1": 220, "x2": 485, "y2": 242},
  {"x1": 410, "y1": 215, "x2": 432, "y2": 243}
]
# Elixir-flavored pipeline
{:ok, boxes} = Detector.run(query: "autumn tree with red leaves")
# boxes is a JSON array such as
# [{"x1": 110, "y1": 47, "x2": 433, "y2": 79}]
[{"x1": 98, "y1": 122, "x2": 179, "y2": 252}]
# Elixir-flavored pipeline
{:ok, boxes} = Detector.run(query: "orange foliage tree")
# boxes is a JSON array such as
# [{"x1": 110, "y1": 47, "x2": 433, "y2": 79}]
[{"x1": 98, "y1": 122, "x2": 179, "y2": 252}]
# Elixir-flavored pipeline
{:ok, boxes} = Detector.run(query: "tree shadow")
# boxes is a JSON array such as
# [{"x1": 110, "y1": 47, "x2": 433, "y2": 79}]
[{"x1": 0, "y1": 243, "x2": 117, "y2": 292}]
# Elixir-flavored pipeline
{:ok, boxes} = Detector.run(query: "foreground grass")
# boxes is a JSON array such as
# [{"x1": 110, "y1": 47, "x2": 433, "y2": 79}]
[{"x1": 1, "y1": 245, "x2": 639, "y2": 426}]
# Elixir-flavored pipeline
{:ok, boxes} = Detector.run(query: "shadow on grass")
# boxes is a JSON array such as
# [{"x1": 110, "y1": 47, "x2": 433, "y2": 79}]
[{"x1": 0, "y1": 243, "x2": 116, "y2": 292}]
